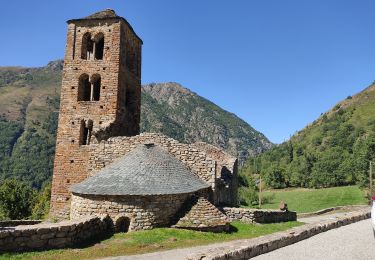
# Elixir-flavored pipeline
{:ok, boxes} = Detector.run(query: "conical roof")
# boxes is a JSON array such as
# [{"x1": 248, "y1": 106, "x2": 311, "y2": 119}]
[{"x1": 70, "y1": 144, "x2": 209, "y2": 196}]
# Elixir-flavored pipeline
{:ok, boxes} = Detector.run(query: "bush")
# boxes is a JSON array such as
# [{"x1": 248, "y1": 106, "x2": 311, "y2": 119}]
[
  {"x1": 239, "y1": 186, "x2": 258, "y2": 206},
  {"x1": 0, "y1": 179, "x2": 37, "y2": 220}
]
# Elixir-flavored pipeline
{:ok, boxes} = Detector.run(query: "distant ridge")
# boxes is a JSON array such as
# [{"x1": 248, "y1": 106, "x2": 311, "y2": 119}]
[{"x1": 0, "y1": 60, "x2": 273, "y2": 188}]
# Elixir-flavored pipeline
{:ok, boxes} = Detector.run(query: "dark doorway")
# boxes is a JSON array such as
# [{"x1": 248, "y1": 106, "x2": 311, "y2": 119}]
[{"x1": 115, "y1": 216, "x2": 131, "y2": 233}]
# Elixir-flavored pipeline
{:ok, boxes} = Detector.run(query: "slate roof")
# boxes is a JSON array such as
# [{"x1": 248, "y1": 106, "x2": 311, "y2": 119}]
[{"x1": 70, "y1": 144, "x2": 209, "y2": 196}]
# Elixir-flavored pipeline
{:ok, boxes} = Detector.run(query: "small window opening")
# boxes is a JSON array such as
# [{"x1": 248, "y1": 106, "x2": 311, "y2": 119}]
[
  {"x1": 81, "y1": 32, "x2": 94, "y2": 60},
  {"x1": 80, "y1": 120, "x2": 93, "y2": 145},
  {"x1": 77, "y1": 74, "x2": 91, "y2": 101},
  {"x1": 94, "y1": 33, "x2": 104, "y2": 60}
]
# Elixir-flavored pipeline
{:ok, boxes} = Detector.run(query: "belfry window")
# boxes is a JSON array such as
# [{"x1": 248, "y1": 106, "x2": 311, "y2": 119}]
[
  {"x1": 77, "y1": 74, "x2": 101, "y2": 101},
  {"x1": 91, "y1": 74, "x2": 101, "y2": 101},
  {"x1": 94, "y1": 33, "x2": 104, "y2": 60},
  {"x1": 81, "y1": 33, "x2": 94, "y2": 60},
  {"x1": 77, "y1": 74, "x2": 90, "y2": 101},
  {"x1": 80, "y1": 120, "x2": 93, "y2": 145}
]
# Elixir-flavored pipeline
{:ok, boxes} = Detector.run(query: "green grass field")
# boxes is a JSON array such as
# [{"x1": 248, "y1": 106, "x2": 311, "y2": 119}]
[
  {"x1": 0, "y1": 221, "x2": 303, "y2": 260},
  {"x1": 259, "y1": 186, "x2": 367, "y2": 213}
]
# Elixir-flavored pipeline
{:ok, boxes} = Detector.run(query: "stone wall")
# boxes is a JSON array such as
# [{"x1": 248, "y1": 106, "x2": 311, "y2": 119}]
[
  {"x1": 193, "y1": 142, "x2": 238, "y2": 206},
  {"x1": 0, "y1": 220, "x2": 41, "y2": 228},
  {"x1": 221, "y1": 207, "x2": 297, "y2": 224},
  {"x1": 0, "y1": 215, "x2": 113, "y2": 252},
  {"x1": 70, "y1": 192, "x2": 196, "y2": 231}
]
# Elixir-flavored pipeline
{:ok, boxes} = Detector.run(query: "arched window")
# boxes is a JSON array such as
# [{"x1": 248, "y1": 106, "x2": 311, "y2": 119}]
[
  {"x1": 94, "y1": 33, "x2": 104, "y2": 60},
  {"x1": 91, "y1": 74, "x2": 101, "y2": 101},
  {"x1": 79, "y1": 119, "x2": 93, "y2": 145},
  {"x1": 77, "y1": 74, "x2": 90, "y2": 101},
  {"x1": 81, "y1": 32, "x2": 94, "y2": 60},
  {"x1": 77, "y1": 74, "x2": 101, "y2": 102}
]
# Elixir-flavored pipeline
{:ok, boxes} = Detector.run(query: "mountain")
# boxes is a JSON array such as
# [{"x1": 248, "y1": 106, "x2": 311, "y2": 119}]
[
  {"x1": 141, "y1": 83, "x2": 272, "y2": 161},
  {"x1": 241, "y1": 83, "x2": 375, "y2": 189},
  {"x1": 0, "y1": 61, "x2": 272, "y2": 189}
]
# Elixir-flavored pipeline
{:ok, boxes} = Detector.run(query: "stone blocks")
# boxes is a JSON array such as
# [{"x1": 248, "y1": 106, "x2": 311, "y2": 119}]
[
  {"x1": 0, "y1": 215, "x2": 113, "y2": 252},
  {"x1": 221, "y1": 207, "x2": 297, "y2": 224}
]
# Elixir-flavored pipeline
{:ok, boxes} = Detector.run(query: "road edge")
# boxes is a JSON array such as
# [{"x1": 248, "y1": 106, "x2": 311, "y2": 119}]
[{"x1": 188, "y1": 209, "x2": 370, "y2": 260}]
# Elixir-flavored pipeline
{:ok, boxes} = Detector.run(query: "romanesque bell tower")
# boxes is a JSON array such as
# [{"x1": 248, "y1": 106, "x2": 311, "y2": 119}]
[{"x1": 50, "y1": 9, "x2": 142, "y2": 218}]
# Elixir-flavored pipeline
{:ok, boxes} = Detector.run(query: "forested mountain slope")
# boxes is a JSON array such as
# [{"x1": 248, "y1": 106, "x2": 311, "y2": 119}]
[
  {"x1": 241, "y1": 83, "x2": 375, "y2": 189},
  {"x1": 0, "y1": 61, "x2": 272, "y2": 189}
]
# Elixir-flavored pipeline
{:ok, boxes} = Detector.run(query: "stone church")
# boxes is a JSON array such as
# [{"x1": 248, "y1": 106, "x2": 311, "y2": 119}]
[{"x1": 50, "y1": 9, "x2": 238, "y2": 232}]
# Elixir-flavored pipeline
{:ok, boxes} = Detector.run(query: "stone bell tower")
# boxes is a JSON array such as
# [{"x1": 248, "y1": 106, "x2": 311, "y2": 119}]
[{"x1": 50, "y1": 9, "x2": 143, "y2": 218}]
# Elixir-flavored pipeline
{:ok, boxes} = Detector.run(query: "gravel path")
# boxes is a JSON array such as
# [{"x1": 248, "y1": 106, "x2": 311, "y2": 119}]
[{"x1": 253, "y1": 219, "x2": 375, "y2": 260}]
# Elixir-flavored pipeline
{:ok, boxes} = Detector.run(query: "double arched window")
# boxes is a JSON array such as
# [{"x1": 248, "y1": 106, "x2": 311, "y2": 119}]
[
  {"x1": 81, "y1": 32, "x2": 105, "y2": 60},
  {"x1": 77, "y1": 74, "x2": 101, "y2": 101}
]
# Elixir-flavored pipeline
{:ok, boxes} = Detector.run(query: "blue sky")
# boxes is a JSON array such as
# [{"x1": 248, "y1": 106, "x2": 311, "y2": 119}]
[{"x1": 1, "y1": 0, "x2": 375, "y2": 143}]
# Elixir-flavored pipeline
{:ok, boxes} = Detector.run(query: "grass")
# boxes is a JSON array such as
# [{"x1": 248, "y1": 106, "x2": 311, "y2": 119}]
[
  {"x1": 0, "y1": 221, "x2": 303, "y2": 260},
  {"x1": 259, "y1": 186, "x2": 367, "y2": 213}
]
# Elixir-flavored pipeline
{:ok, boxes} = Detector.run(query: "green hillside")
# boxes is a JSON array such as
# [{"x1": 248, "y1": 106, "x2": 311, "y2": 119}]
[
  {"x1": 241, "y1": 83, "x2": 375, "y2": 189},
  {"x1": 0, "y1": 61, "x2": 272, "y2": 189}
]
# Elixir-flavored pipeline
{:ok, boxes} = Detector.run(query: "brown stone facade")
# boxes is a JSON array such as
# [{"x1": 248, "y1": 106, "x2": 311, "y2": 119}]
[
  {"x1": 50, "y1": 14, "x2": 143, "y2": 218},
  {"x1": 70, "y1": 193, "x2": 195, "y2": 231}
]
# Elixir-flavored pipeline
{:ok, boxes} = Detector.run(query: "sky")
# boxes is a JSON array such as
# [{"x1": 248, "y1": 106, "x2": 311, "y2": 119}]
[{"x1": 1, "y1": 0, "x2": 374, "y2": 144}]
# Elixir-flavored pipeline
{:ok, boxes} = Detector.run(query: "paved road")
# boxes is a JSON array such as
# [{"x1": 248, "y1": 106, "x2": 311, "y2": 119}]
[
  {"x1": 106, "y1": 211, "x2": 372, "y2": 260},
  {"x1": 253, "y1": 219, "x2": 375, "y2": 260}
]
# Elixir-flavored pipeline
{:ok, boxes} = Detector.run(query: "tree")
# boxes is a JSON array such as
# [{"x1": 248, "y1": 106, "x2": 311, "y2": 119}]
[
  {"x1": 264, "y1": 165, "x2": 286, "y2": 188},
  {"x1": 32, "y1": 184, "x2": 51, "y2": 220},
  {"x1": 0, "y1": 179, "x2": 36, "y2": 220}
]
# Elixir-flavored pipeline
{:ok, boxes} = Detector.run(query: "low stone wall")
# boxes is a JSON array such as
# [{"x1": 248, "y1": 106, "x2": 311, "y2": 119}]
[
  {"x1": 221, "y1": 207, "x2": 297, "y2": 224},
  {"x1": 0, "y1": 220, "x2": 42, "y2": 228},
  {"x1": 0, "y1": 215, "x2": 113, "y2": 252},
  {"x1": 189, "y1": 209, "x2": 370, "y2": 259}
]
